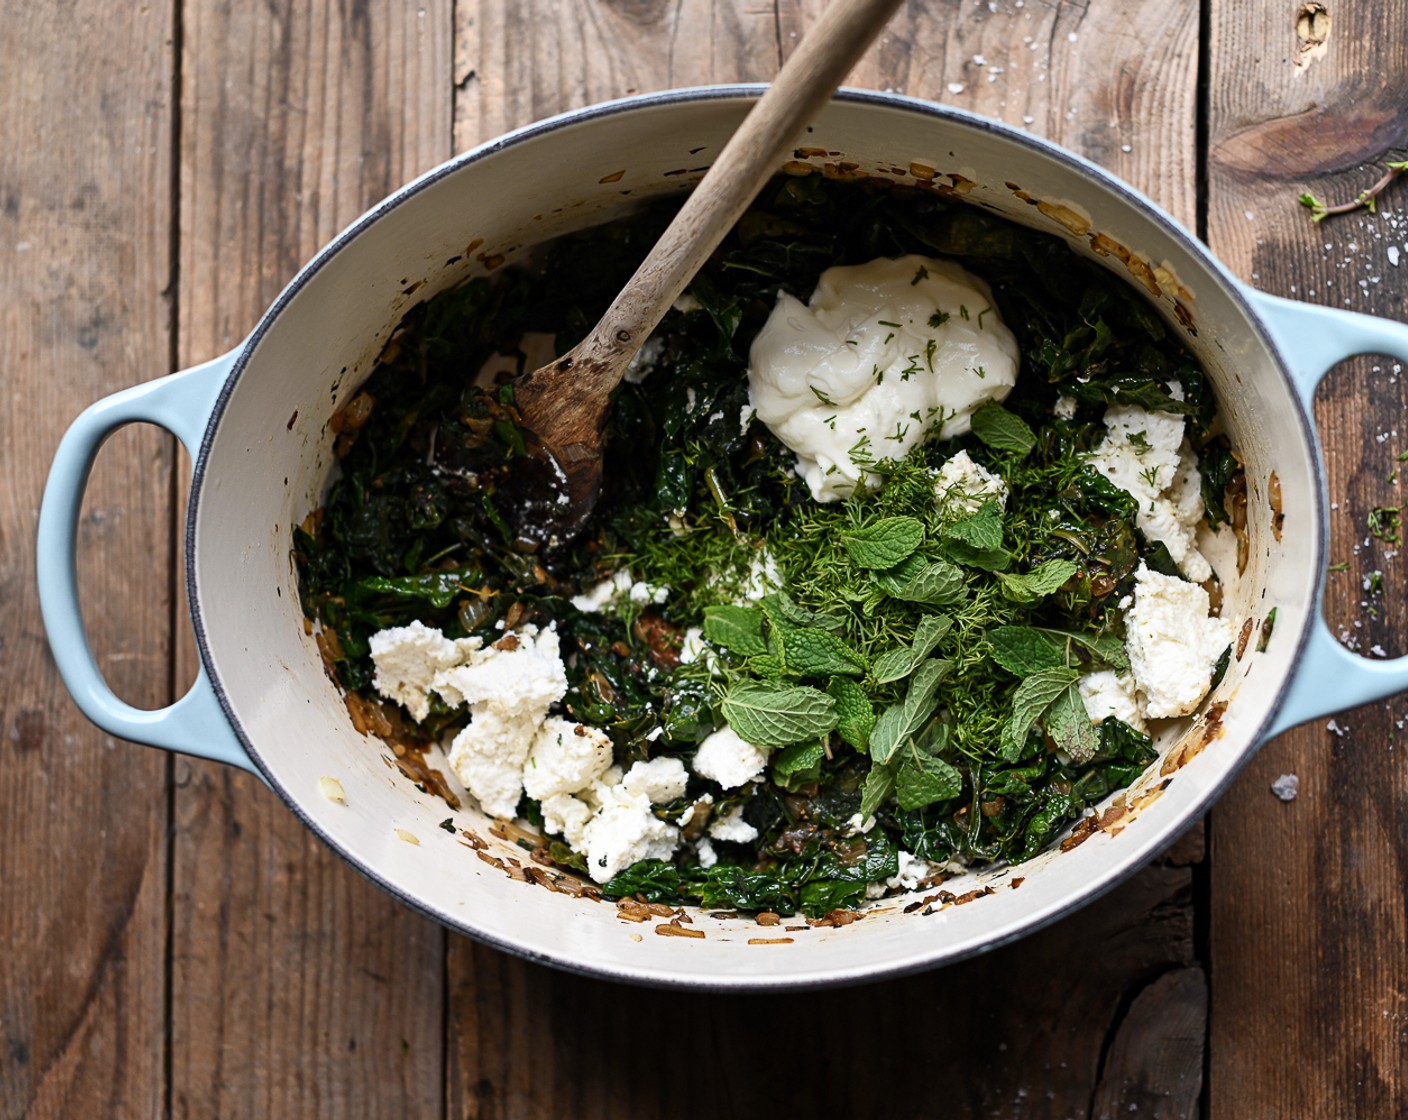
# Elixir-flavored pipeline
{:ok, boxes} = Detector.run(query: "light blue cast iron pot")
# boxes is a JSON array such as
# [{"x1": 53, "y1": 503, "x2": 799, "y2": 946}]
[{"x1": 36, "y1": 89, "x2": 1408, "y2": 988}]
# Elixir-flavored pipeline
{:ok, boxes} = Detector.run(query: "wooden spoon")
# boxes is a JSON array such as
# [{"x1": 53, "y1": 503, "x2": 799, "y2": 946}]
[{"x1": 508, "y1": 0, "x2": 907, "y2": 546}]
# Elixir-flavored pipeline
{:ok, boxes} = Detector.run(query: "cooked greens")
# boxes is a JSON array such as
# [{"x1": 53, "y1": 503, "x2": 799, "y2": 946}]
[{"x1": 296, "y1": 174, "x2": 1225, "y2": 917}]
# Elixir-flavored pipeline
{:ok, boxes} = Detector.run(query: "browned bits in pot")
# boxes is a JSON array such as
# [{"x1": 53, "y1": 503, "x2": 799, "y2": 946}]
[
  {"x1": 1089, "y1": 571, "x2": 1117, "y2": 599},
  {"x1": 748, "y1": 937, "x2": 795, "y2": 945},
  {"x1": 980, "y1": 797, "x2": 1006, "y2": 818},
  {"x1": 1205, "y1": 575, "x2": 1224, "y2": 616},
  {"x1": 633, "y1": 611, "x2": 682, "y2": 670},
  {"x1": 1227, "y1": 468, "x2": 1250, "y2": 575},
  {"x1": 1268, "y1": 470, "x2": 1284, "y2": 541},
  {"x1": 952, "y1": 886, "x2": 997, "y2": 906},
  {"x1": 492, "y1": 633, "x2": 520, "y2": 652},
  {"x1": 810, "y1": 909, "x2": 860, "y2": 928},
  {"x1": 615, "y1": 899, "x2": 653, "y2": 923},
  {"x1": 1236, "y1": 617, "x2": 1255, "y2": 660},
  {"x1": 1060, "y1": 811, "x2": 1101, "y2": 852},
  {"x1": 655, "y1": 921, "x2": 705, "y2": 939},
  {"x1": 755, "y1": 911, "x2": 782, "y2": 927},
  {"x1": 330, "y1": 389, "x2": 375, "y2": 434}
]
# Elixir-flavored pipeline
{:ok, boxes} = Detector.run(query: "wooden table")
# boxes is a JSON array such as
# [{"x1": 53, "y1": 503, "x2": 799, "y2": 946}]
[{"x1": 3, "y1": 2, "x2": 1406, "y2": 1116}]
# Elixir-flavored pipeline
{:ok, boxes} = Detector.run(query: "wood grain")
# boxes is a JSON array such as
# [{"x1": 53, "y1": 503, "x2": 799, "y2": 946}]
[
  {"x1": 446, "y1": 4, "x2": 1205, "y2": 1118},
  {"x1": 1207, "y1": 1, "x2": 1408, "y2": 1116},
  {"x1": 0, "y1": 2, "x2": 175, "y2": 1117},
  {"x1": 168, "y1": 2, "x2": 453, "y2": 1116},
  {"x1": 448, "y1": 863, "x2": 1197, "y2": 1120},
  {"x1": 453, "y1": 0, "x2": 782, "y2": 152}
]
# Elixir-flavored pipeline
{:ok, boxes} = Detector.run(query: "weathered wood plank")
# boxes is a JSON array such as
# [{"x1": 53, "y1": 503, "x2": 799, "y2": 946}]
[
  {"x1": 780, "y1": 0, "x2": 1200, "y2": 227},
  {"x1": 446, "y1": 3, "x2": 1205, "y2": 1118},
  {"x1": 449, "y1": 864, "x2": 1196, "y2": 1120},
  {"x1": 0, "y1": 3, "x2": 175, "y2": 1117},
  {"x1": 453, "y1": 0, "x2": 781, "y2": 151},
  {"x1": 1207, "y1": 1, "x2": 1408, "y2": 1115},
  {"x1": 168, "y1": 2, "x2": 454, "y2": 1116}
]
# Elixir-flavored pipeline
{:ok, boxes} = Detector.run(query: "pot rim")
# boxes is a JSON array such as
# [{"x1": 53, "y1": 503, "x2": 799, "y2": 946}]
[{"x1": 186, "y1": 85, "x2": 1324, "y2": 989}]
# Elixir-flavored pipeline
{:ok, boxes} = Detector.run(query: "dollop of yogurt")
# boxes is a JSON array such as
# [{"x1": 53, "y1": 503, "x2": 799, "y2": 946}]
[{"x1": 747, "y1": 254, "x2": 1020, "y2": 501}]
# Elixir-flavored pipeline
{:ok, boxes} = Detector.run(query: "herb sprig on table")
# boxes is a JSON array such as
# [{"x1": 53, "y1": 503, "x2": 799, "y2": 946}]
[{"x1": 294, "y1": 174, "x2": 1216, "y2": 916}]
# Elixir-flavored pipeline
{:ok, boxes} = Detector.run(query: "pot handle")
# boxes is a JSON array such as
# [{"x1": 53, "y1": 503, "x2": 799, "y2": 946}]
[
  {"x1": 1247, "y1": 289, "x2": 1408, "y2": 738},
  {"x1": 36, "y1": 351, "x2": 258, "y2": 774}
]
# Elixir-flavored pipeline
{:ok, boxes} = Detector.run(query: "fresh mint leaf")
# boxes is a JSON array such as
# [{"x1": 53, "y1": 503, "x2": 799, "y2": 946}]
[
  {"x1": 828, "y1": 676, "x2": 875, "y2": 752},
  {"x1": 1000, "y1": 666, "x2": 1078, "y2": 760},
  {"x1": 748, "y1": 653, "x2": 786, "y2": 680},
  {"x1": 939, "y1": 538, "x2": 1013, "y2": 571},
  {"x1": 988, "y1": 626, "x2": 1066, "y2": 676},
  {"x1": 991, "y1": 624, "x2": 1129, "y2": 675},
  {"x1": 859, "y1": 759, "x2": 898, "y2": 821},
  {"x1": 876, "y1": 556, "x2": 968, "y2": 606},
  {"x1": 1038, "y1": 627, "x2": 1130, "y2": 672},
  {"x1": 942, "y1": 500, "x2": 1004, "y2": 551},
  {"x1": 870, "y1": 658, "x2": 952, "y2": 763},
  {"x1": 767, "y1": 590, "x2": 846, "y2": 633},
  {"x1": 773, "y1": 741, "x2": 826, "y2": 790},
  {"x1": 998, "y1": 558, "x2": 1077, "y2": 604},
  {"x1": 782, "y1": 627, "x2": 869, "y2": 677},
  {"x1": 1044, "y1": 683, "x2": 1100, "y2": 763},
  {"x1": 873, "y1": 614, "x2": 952, "y2": 684},
  {"x1": 896, "y1": 752, "x2": 964, "y2": 810},
  {"x1": 841, "y1": 516, "x2": 925, "y2": 569},
  {"x1": 759, "y1": 596, "x2": 867, "y2": 676},
  {"x1": 971, "y1": 401, "x2": 1036, "y2": 456},
  {"x1": 721, "y1": 681, "x2": 837, "y2": 747},
  {"x1": 702, "y1": 604, "x2": 766, "y2": 656}
]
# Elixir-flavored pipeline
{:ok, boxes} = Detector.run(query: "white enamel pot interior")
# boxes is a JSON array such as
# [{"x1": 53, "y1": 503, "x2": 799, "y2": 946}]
[{"x1": 42, "y1": 88, "x2": 1408, "y2": 989}]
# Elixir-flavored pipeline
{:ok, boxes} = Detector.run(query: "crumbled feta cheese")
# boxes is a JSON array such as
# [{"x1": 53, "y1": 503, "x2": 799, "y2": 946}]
[
  {"x1": 1053, "y1": 394, "x2": 1078, "y2": 419},
  {"x1": 1077, "y1": 670, "x2": 1147, "y2": 732},
  {"x1": 672, "y1": 292, "x2": 702, "y2": 314},
  {"x1": 866, "y1": 849, "x2": 942, "y2": 898},
  {"x1": 748, "y1": 254, "x2": 1020, "y2": 502},
  {"x1": 678, "y1": 626, "x2": 707, "y2": 665},
  {"x1": 441, "y1": 625, "x2": 569, "y2": 818},
  {"x1": 540, "y1": 792, "x2": 593, "y2": 848},
  {"x1": 368, "y1": 620, "x2": 476, "y2": 722},
  {"x1": 1123, "y1": 564, "x2": 1235, "y2": 718},
  {"x1": 934, "y1": 449, "x2": 1009, "y2": 514},
  {"x1": 845, "y1": 812, "x2": 877, "y2": 835},
  {"x1": 571, "y1": 568, "x2": 667, "y2": 612},
  {"x1": 708, "y1": 803, "x2": 759, "y2": 843},
  {"x1": 1087, "y1": 405, "x2": 1211, "y2": 582},
  {"x1": 621, "y1": 757, "x2": 689, "y2": 804},
  {"x1": 696, "y1": 838, "x2": 719, "y2": 868},
  {"x1": 1271, "y1": 773, "x2": 1300, "y2": 801},
  {"x1": 579, "y1": 783, "x2": 680, "y2": 881},
  {"x1": 570, "y1": 569, "x2": 634, "y2": 613},
  {"x1": 692, "y1": 725, "x2": 770, "y2": 789},
  {"x1": 627, "y1": 579, "x2": 669, "y2": 606},
  {"x1": 521, "y1": 717, "x2": 613, "y2": 801}
]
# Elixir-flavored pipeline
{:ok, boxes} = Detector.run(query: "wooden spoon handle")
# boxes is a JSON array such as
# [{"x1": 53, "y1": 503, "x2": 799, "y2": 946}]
[{"x1": 564, "y1": 0, "x2": 907, "y2": 391}]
